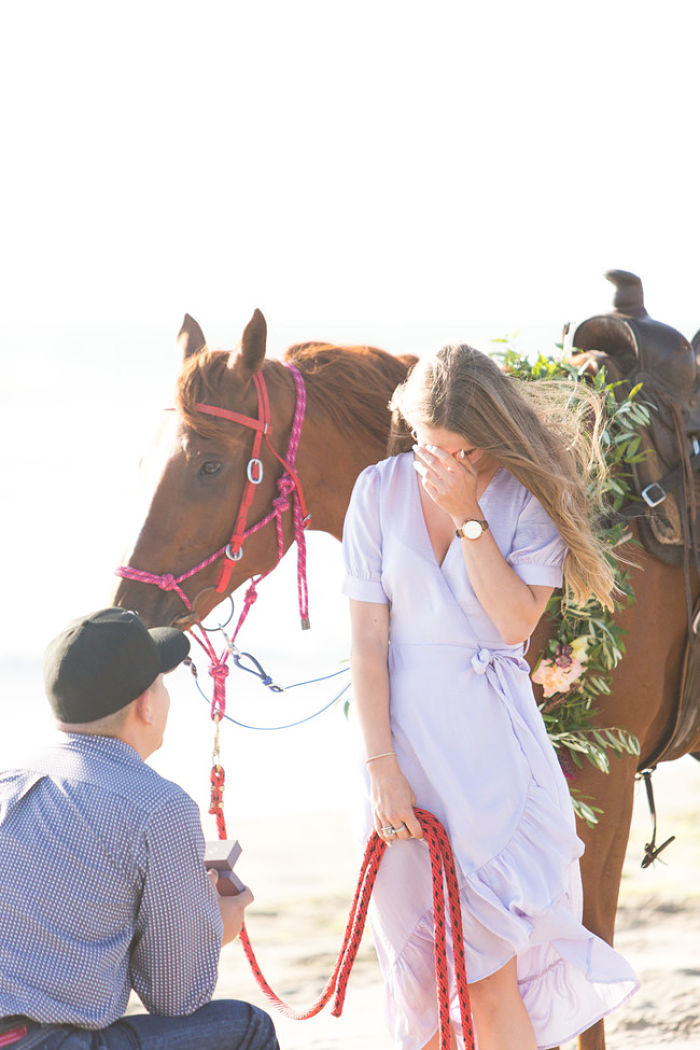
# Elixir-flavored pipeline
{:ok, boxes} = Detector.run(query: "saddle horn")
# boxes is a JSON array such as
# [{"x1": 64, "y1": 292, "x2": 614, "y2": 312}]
[{"x1": 605, "y1": 269, "x2": 647, "y2": 318}]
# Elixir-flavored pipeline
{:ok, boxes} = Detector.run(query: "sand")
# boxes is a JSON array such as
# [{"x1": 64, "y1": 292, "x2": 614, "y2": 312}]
[{"x1": 136, "y1": 756, "x2": 700, "y2": 1048}]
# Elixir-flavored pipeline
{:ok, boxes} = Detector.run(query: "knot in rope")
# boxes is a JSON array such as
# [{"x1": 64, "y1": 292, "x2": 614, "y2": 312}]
[
  {"x1": 277, "y1": 474, "x2": 295, "y2": 497},
  {"x1": 243, "y1": 586, "x2": 259, "y2": 608},
  {"x1": 210, "y1": 764, "x2": 225, "y2": 795},
  {"x1": 272, "y1": 474, "x2": 295, "y2": 514},
  {"x1": 208, "y1": 765, "x2": 227, "y2": 838},
  {"x1": 158, "y1": 573, "x2": 178, "y2": 592},
  {"x1": 272, "y1": 492, "x2": 290, "y2": 514},
  {"x1": 208, "y1": 660, "x2": 230, "y2": 682},
  {"x1": 208, "y1": 659, "x2": 230, "y2": 721}
]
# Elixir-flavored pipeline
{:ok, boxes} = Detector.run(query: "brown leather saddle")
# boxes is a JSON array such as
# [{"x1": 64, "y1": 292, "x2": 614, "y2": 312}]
[
  {"x1": 565, "y1": 270, "x2": 700, "y2": 770},
  {"x1": 566, "y1": 269, "x2": 700, "y2": 565}
]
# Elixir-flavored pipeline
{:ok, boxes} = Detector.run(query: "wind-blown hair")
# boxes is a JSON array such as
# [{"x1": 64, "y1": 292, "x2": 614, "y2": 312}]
[{"x1": 389, "y1": 344, "x2": 616, "y2": 609}]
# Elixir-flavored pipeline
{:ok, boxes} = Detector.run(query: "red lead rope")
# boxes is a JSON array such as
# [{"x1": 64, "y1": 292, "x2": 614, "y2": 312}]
[{"x1": 238, "y1": 808, "x2": 475, "y2": 1050}]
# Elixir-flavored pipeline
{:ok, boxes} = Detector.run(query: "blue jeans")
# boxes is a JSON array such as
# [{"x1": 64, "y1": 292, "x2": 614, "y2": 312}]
[{"x1": 10, "y1": 1001, "x2": 279, "y2": 1049}]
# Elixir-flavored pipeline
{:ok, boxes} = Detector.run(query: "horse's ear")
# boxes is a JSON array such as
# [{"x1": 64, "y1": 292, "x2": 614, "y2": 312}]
[
  {"x1": 178, "y1": 314, "x2": 207, "y2": 361},
  {"x1": 228, "y1": 309, "x2": 267, "y2": 378}
]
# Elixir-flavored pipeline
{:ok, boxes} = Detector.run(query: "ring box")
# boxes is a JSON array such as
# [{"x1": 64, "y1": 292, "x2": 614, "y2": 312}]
[{"x1": 204, "y1": 839, "x2": 245, "y2": 896}]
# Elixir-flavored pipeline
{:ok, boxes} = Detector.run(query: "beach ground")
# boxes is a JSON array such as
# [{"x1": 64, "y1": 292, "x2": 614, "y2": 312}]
[{"x1": 140, "y1": 756, "x2": 700, "y2": 1048}]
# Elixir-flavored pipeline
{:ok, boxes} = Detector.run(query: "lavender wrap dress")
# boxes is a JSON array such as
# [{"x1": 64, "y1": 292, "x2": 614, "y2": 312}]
[{"x1": 341, "y1": 453, "x2": 637, "y2": 1050}]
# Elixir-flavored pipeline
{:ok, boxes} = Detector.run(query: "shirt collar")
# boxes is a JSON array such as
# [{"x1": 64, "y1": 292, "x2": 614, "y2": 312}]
[{"x1": 58, "y1": 732, "x2": 143, "y2": 765}]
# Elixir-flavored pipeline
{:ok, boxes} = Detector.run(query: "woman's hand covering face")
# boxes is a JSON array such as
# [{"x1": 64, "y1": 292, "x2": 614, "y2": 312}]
[{"x1": 412, "y1": 443, "x2": 482, "y2": 521}]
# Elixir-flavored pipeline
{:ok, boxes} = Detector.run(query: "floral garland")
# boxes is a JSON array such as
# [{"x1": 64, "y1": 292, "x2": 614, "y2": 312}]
[{"x1": 497, "y1": 345, "x2": 650, "y2": 825}]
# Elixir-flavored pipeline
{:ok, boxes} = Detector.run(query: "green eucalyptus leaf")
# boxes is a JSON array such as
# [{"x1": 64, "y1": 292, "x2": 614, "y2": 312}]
[{"x1": 499, "y1": 341, "x2": 643, "y2": 814}]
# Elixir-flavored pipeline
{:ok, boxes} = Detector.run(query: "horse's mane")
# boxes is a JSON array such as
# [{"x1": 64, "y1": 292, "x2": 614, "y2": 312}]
[
  {"x1": 176, "y1": 341, "x2": 416, "y2": 450},
  {"x1": 284, "y1": 342, "x2": 415, "y2": 450}
]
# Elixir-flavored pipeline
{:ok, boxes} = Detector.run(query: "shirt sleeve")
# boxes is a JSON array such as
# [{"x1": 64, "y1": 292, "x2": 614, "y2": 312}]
[
  {"x1": 130, "y1": 790, "x2": 223, "y2": 1016},
  {"x1": 506, "y1": 489, "x2": 567, "y2": 588},
  {"x1": 341, "y1": 464, "x2": 389, "y2": 604}
]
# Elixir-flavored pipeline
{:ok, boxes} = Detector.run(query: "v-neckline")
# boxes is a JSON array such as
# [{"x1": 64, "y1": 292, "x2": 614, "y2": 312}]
[{"x1": 412, "y1": 454, "x2": 503, "y2": 569}]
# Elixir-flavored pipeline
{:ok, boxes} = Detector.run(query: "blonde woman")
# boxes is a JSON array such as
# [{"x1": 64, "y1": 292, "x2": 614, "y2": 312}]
[{"x1": 341, "y1": 345, "x2": 637, "y2": 1050}]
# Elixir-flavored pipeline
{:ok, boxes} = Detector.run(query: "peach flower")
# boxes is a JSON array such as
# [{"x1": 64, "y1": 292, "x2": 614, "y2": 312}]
[{"x1": 531, "y1": 655, "x2": 585, "y2": 698}]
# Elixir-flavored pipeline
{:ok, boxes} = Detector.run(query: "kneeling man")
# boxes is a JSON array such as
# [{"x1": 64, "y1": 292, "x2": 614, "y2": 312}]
[{"x1": 0, "y1": 607, "x2": 278, "y2": 1049}]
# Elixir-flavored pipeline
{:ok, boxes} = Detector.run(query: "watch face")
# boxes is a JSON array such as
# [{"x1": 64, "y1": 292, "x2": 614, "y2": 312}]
[{"x1": 463, "y1": 520, "x2": 483, "y2": 539}]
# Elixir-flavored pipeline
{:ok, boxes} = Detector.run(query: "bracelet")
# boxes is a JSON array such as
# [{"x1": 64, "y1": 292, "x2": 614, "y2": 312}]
[{"x1": 364, "y1": 751, "x2": 396, "y2": 765}]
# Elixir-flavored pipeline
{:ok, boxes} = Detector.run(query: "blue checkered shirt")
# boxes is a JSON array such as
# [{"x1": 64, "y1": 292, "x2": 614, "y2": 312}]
[{"x1": 0, "y1": 733, "x2": 223, "y2": 1028}]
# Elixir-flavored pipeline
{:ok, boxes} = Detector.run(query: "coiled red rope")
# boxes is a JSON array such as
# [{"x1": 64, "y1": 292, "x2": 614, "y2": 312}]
[{"x1": 238, "y1": 808, "x2": 475, "y2": 1050}]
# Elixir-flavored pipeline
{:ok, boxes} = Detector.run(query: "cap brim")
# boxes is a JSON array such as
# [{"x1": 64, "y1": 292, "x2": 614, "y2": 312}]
[{"x1": 148, "y1": 627, "x2": 191, "y2": 674}]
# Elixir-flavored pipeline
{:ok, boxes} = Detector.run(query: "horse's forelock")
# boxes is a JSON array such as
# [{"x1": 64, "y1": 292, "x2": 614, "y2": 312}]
[{"x1": 176, "y1": 349, "x2": 239, "y2": 439}]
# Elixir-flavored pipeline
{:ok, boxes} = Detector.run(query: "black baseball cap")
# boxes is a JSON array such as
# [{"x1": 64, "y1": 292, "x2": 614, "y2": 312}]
[{"x1": 43, "y1": 607, "x2": 191, "y2": 723}]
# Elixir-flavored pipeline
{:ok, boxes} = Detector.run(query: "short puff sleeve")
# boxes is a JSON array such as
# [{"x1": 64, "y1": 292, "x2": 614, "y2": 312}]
[
  {"x1": 506, "y1": 490, "x2": 567, "y2": 588},
  {"x1": 341, "y1": 465, "x2": 389, "y2": 604}
]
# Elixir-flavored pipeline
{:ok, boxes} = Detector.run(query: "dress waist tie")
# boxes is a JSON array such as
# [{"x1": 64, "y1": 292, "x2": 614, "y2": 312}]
[{"x1": 470, "y1": 647, "x2": 568, "y2": 806}]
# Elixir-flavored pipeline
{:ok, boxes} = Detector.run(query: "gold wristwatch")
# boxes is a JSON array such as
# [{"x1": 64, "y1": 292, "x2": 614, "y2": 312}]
[{"x1": 456, "y1": 518, "x2": 489, "y2": 541}]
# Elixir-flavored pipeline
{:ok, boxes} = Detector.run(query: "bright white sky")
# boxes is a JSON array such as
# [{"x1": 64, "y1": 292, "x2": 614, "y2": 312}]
[
  {"x1": 1, "y1": 1, "x2": 698, "y2": 814},
  {"x1": 1, "y1": 0, "x2": 699, "y2": 339}
]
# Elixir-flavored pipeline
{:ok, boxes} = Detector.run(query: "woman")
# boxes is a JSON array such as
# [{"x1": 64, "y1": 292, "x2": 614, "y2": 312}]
[{"x1": 341, "y1": 345, "x2": 637, "y2": 1050}]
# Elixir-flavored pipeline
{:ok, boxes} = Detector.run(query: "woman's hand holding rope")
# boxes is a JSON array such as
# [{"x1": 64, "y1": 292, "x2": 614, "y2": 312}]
[{"x1": 369, "y1": 756, "x2": 423, "y2": 842}]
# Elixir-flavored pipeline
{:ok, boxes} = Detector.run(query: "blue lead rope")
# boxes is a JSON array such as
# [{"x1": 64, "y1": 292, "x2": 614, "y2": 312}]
[{"x1": 184, "y1": 655, "x2": 350, "y2": 731}]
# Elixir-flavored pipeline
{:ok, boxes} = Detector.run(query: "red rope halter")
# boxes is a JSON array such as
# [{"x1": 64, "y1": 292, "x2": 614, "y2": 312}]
[
  {"x1": 239, "y1": 808, "x2": 475, "y2": 1049},
  {"x1": 115, "y1": 365, "x2": 311, "y2": 848},
  {"x1": 115, "y1": 363, "x2": 313, "y2": 898},
  {"x1": 115, "y1": 363, "x2": 310, "y2": 633}
]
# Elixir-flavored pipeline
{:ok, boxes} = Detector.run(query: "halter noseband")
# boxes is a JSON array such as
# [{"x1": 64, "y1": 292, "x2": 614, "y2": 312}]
[{"x1": 116, "y1": 364, "x2": 311, "y2": 632}]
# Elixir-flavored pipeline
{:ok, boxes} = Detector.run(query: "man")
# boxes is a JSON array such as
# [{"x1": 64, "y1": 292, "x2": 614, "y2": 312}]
[{"x1": 0, "y1": 608, "x2": 278, "y2": 1049}]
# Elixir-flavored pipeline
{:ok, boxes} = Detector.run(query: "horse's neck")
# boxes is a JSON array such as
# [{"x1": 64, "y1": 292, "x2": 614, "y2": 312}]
[
  {"x1": 287, "y1": 344, "x2": 412, "y2": 540},
  {"x1": 297, "y1": 413, "x2": 388, "y2": 540}
]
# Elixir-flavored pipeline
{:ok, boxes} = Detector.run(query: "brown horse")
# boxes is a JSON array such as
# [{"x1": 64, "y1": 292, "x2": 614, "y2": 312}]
[{"x1": 112, "y1": 307, "x2": 697, "y2": 1050}]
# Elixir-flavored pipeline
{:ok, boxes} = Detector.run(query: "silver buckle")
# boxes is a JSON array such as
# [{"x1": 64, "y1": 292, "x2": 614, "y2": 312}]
[
  {"x1": 247, "y1": 458, "x2": 264, "y2": 484},
  {"x1": 641, "y1": 482, "x2": 667, "y2": 508}
]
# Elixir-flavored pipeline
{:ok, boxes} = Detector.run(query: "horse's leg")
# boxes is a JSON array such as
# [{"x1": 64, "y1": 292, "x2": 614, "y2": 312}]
[{"x1": 572, "y1": 754, "x2": 638, "y2": 1050}]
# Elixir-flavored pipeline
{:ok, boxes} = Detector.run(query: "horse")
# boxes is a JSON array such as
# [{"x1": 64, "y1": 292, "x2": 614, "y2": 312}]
[{"x1": 111, "y1": 305, "x2": 697, "y2": 1050}]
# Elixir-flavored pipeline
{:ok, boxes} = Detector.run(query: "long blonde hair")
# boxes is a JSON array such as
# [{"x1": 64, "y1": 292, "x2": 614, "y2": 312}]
[{"x1": 389, "y1": 344, "x2": 616, "y2": 609}]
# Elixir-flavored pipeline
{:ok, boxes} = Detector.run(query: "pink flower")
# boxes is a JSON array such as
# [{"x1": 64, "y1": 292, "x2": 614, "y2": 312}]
[{"x1": 531, "y1": 656, "x2": 585, "y2": 698}]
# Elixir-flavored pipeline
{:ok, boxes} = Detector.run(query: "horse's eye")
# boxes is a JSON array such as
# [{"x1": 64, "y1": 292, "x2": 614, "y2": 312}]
[{"x1": 199, "y1": 460, "x2": 223, "y2": 478}]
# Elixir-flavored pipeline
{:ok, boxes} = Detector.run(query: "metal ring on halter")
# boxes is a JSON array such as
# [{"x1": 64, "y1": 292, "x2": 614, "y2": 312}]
[
  {"x1": 247, "y1": 458, "x2": 264, "y2": 484},
  {"x1": 199, "y1": 595, "x2": 236, "y2": 633},
  {"x1": 225, "y1": 543, "x2": 244, "y2": 561}
]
